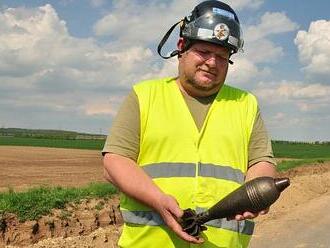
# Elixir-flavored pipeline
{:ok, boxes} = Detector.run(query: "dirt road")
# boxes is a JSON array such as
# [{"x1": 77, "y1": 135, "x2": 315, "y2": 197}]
[{"x1": 1, "y1": 146, "x2": 329, "y2": 247}]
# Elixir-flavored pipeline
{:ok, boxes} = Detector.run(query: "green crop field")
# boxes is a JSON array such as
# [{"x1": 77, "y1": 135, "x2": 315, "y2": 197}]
[
  {"x1": 0, "y1": 136, "x2": 105, "y2": 150},
  {"x1": 272, "y1": 141, "x2": 330, "y2": 159},
  {"x1": 271, "y1": 141, "x2": 330, "y2": 171}
]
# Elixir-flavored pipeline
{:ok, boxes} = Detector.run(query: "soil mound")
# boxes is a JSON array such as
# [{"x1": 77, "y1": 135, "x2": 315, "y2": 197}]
[{"x1": 1, "y1": 197, "x2": 122, "y2": 248}]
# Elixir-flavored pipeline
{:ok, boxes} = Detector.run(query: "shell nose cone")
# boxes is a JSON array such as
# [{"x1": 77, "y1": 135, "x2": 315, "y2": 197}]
[{"x1": 274, "y1": 178, "x2": 290, "y2": 192}]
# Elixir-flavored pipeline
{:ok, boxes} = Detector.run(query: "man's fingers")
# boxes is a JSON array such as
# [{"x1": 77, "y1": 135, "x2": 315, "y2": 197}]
[
  {"x1": 170, "y1": 223, "x2": 204, "y2": 244},
  {"x1": 164, "y1": 212, "x2": 204, "y2": 244},
  {"x1": 259, "y1": 208, "x2": 269, "y2": 215},
  {"x1": 234, "y1": 212, "x2": 257, "y2": 221},
  {"x1": 159, "y1": 194, "x2": 204, "y2": 244},
  {"x1": 243, "y1": 211, "x2": 258, "y2": 219}
]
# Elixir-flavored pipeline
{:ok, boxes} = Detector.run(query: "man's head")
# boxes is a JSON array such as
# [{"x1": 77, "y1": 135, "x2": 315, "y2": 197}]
[
  {"x1": 158, "y1": 1, "x2": 243, "y2": 96},
  {"x1": 177, "y1": 39, "x2": 230, "y2": 97},
  {"x1": 158, "y1": 0, "x2": 243, "y2": 60}
]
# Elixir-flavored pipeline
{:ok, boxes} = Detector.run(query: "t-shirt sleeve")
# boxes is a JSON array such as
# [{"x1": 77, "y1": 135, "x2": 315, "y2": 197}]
[
  {"x1": 102, "y1": 90, "x2": 140, "y2": 161},
  {"x1": 248, "y1": 108, "x2": 277, "y2": 167}
]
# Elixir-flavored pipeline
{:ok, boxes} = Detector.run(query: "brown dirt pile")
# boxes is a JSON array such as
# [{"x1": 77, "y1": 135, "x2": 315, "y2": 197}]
[{"x1": 1, "y1": 197, "x2": 122, "y2": 248}]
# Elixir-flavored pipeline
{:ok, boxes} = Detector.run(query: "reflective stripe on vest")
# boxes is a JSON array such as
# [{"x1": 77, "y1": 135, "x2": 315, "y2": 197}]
[
  {"x1": 121, "y1": 210, "x2": 254, "y2": 235},
  {"x1": 142, "y1": 162, "x2": 244, "y2": 184}
]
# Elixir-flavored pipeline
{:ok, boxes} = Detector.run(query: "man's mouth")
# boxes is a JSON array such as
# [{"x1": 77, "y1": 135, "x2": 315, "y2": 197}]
[{"x1": 199, "y1": 69, "x2": 217, "y2": 77}]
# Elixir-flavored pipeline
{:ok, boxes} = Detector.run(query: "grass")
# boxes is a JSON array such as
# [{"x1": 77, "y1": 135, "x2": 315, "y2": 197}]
[
  {"x1": 0, "y1": 182, "x2": 117, "y2": 222},
  {"x1": 272, "y1": 141, "x2": 330, "y2": 159},
  {"x1": 277, "y1": 158, "x2": 329, "y2": 172},
  {"x1": 0, "y1": 136, "x2": 105, "y2": 150},
  {"x1": 272, "y1": 141, "x2": 330, "y2": 172}
]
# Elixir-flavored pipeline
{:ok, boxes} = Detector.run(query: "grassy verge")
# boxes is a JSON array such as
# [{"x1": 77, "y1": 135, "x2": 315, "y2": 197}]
[
  {"x1": 277, "y1": 158, "x2": 330, "y2": 171},
  {"x1": 0, "y1": 183, "x2": 117, "y2": 222}
]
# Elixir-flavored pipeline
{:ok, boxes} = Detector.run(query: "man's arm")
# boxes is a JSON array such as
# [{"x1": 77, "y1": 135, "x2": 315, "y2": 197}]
[
  {"x1": 245, "y1": 161, "x2": 276, "y2": 181},
  {"x1": 233, "y1": 107, "x2": 277, "y2": 221},
  {"x1": 103, "y1": 153, "x2": 203, "y2": 244},
  {"x1": 233, "y1": 161, "x2": 276, "y2": 221}
]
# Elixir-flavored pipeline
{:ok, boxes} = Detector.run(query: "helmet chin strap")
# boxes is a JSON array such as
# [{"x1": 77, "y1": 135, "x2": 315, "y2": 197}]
[{"x1": 157, "y1": 20, "x2": 182, "y2": 59}]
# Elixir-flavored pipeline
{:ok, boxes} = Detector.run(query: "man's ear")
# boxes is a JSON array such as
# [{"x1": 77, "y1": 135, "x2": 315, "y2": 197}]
[{"x1": 177, "y1": 38, "x2": 185, "y2": 52}]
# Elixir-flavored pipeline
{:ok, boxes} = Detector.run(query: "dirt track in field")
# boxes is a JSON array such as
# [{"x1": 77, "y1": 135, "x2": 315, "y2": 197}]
[{"x1": 1, "y1": 146, "x2": 330, "y2": 248}]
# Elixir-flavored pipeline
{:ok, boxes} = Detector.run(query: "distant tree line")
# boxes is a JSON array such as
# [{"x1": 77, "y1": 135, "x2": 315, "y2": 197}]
[
  {"x1": 272, "y1": 140, "x2": 330, "y2": 145},
  {"x1": 0, "y1": 128, "x2": 106, "y2": 140}
]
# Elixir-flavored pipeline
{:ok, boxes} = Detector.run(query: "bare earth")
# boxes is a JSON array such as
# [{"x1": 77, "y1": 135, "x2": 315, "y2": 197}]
[
  {"x1": 0, "y1": 146, "x2": 329, "y2": 248},
  {"x1": 0, "y1": 146, "x2": 106, "y2": 192}
]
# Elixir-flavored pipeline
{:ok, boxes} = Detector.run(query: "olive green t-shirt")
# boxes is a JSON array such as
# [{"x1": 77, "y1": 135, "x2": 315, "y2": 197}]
[{"x1": 103, "y1": 89, "x2": 276, "y2": 167}]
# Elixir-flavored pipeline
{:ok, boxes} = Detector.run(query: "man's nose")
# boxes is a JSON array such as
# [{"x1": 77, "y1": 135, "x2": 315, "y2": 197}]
[{"x1": 205, "y1": 54, "x2": 217, "y2": 67}]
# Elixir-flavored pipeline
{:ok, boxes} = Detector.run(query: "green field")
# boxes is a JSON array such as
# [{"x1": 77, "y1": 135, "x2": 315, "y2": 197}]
[
  {"x1": 272, "y1": 141, "x2": 330, "y2": 159},
  {"x1": 0, "y1": 136, "x2": 105, "y2": 150},
  {"x1": 1, "y1": 136, "x2": 329, "y2": 158}
]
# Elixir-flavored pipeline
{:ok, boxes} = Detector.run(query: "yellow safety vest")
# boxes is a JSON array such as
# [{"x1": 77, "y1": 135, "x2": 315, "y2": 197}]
[{"x1": 119, "y1": 77, "x2": 258, "y2": 248}]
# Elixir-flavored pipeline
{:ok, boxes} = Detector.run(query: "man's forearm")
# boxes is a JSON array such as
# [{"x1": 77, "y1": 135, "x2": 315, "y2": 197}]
[
  {"x1": 103, "y1": 153, "x2": 164, "y2": 210},
  {"x1": 245, "y1": 161, "x2": 277, "y2": 181},
  {"x1": 103, "y1": 153, "x2": 203, "y2": 243}
]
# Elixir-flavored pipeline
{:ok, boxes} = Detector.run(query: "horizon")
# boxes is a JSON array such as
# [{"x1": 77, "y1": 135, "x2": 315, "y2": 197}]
[{"x1": 1, "y1": 126, "x2": 330, "y2": 143}]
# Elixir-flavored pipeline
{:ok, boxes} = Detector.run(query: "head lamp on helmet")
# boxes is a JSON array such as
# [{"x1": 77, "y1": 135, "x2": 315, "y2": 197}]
[{"x1": 157, "y1": 0, "x2": 244, "y2": 63}]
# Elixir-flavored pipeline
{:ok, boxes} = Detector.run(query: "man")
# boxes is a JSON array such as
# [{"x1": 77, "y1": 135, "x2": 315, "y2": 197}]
[{"x1": 103, "y1": 1, "x2": 276, "y2": 247}]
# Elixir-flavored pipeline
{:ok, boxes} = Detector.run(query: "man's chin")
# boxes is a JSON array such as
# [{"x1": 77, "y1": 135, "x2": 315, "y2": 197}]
[{"x1": 195, "y1": 76, "x2": 216, "y2": 87}]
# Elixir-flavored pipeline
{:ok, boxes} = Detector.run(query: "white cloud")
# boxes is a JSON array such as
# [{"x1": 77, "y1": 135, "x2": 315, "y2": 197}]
[
  {"x1": 253, "y1": 80, "x2": 330, "y2": 141},
  {"x1": 139, "y1": 56, "x2": 179, "y2": 81},
  {"x1": 0, "y1": 4, "x2": 157, "y2": 83},
  {"x1": 254, "y1": 80, "x2": 330, "y2": 111},
  {"x1": 225, "y1": 0, "x2": 264, "y2": 10},
  {"x1": 89, "y1": 0, "x2": 106, "y2": 8},
  {"x1": 93, "y1": 0, "x2": 265, "y2": 44},
  {"x1": 0, "y1": 4, "x2": 161, "y2": 132},
  {"x1": 93, "y1": 0, "x2": 199, "y2": 45},
  {"x1": 225, "y1": 12, "x2": 298, "y2": 85},
  {"x1": 245, "y1": 12, "x2": 299, "y2": 42},
  {"x1": 243, "y1": 12, "x2": 298, "y2": 62},
  {"x1": 224, "y1": 12, "x2": 298, "y2": 86},
  {"x1": 295, "y1": 20, "x2": 330, "y2": 77},
  {"x1": 84, "y1": 95, "x2": 124, "y2": 116},
  {"x1": 227, "y1": 57, "x2": 259, "y2": 84},
  {"x1": 109, "y1": 46, "x2": 153, "y2": 71}
]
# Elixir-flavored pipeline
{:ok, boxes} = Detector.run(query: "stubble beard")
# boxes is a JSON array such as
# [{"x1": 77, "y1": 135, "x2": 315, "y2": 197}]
[{"x1": 186, "y1": 77, "x2": 220, "y2": 92}]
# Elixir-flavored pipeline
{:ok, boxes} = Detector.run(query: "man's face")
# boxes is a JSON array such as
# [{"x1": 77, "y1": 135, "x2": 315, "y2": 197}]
[{"x1": 178, "y1": 40, "x2": 230, "y2": 96}]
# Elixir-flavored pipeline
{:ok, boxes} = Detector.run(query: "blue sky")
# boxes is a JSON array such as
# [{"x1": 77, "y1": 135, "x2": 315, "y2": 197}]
[{"x1": 0, "y1": 0, "x2": 329, "y2": 141}]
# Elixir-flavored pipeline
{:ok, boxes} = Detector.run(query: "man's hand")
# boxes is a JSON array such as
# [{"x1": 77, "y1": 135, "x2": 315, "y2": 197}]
[
  {"x1": 234, "y1": 161, "x2": 275, "y2": 221},
  {"x1": 104, "y1": 154, "x2": 204, "y2": 244},
  {"x1": 231, "y1": 208, "x2": 269, "y2": 221},
  {"x1": 154, "y1": 194, "x2": 204, "y2": 244}
]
